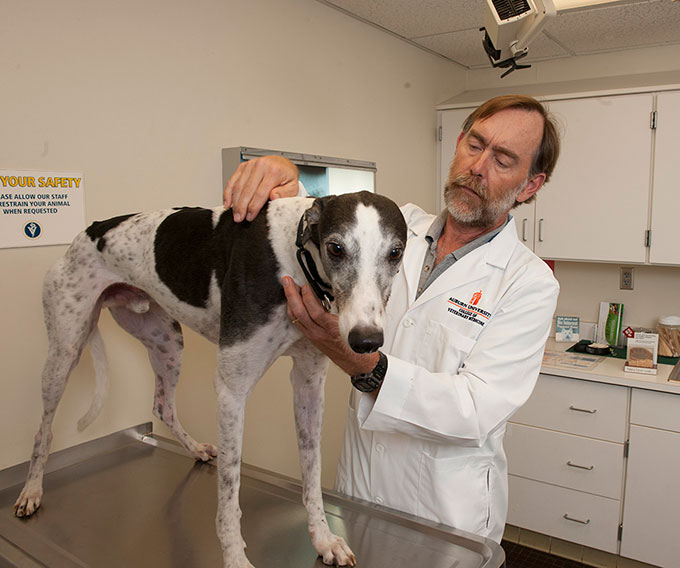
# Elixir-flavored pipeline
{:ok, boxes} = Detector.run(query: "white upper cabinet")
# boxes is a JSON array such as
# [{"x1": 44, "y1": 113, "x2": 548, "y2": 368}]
[
  {"x1": 649, "y1": 91, "x2": 680, "y2": 265},
  {"x1": 438, "y1": 90, "x2": 679, "y2": 264},
  {"x1": 535, "y1": 94, "x2": 653, "y2": 263}
]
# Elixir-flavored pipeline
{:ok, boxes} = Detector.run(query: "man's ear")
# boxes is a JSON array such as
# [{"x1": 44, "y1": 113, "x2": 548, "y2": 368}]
[{"x1": 516, "y1": 173, "x2": 546, "y2": 203}]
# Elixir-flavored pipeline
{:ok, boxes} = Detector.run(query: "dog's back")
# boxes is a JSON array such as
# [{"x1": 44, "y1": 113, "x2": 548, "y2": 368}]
[{"x1": 66, "y1": 204, "x2": 286, "y2": 345}]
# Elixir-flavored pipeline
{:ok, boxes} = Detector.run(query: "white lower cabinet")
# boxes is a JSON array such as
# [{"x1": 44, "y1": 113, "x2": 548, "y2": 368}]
[
  {"x1": 507, "y1": 374, "x2": 680, "y2": 566},
  {"x1": 508, "y1": 475, "x2": 621, "y2": 552},
  {"x1": 620, "y1": 389, "x2": 680, "y2": 567},
  {"x1": 505, "y1": 423, "x2": 624, "y2": 500},
  {"x1": 505, "y1": 374, "x2": 628, "y2": 553}
]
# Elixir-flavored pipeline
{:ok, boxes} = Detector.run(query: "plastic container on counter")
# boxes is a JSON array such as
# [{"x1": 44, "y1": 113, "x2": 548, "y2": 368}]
[{"x1": 657, "y1": 315, "x2": 680, "y2": 357}]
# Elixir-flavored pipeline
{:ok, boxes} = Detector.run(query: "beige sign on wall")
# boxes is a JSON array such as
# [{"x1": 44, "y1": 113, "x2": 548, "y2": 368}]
[{"x1": 0, "y1": 170, "x2": 85, "y2": 249}]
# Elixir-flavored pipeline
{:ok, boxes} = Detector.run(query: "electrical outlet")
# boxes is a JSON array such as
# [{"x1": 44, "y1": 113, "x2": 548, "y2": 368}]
[{"x1": 620, "y1": 267, "x2": 634, "y2": 290}]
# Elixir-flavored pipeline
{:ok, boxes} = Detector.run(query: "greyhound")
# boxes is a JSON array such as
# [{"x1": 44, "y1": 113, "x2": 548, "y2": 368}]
[{"x1": 13, "y1": 191, "x2": 407, "y2": 568}]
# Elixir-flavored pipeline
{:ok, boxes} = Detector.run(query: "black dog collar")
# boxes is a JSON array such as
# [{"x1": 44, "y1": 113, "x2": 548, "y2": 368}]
[{"x1": 295, "y1": 215, "x2": 334, "y2": 312}]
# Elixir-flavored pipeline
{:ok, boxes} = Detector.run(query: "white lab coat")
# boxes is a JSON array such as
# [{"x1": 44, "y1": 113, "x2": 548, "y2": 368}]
[{"x1": 335, "y1": 203, "x2": 559, "y2": 543}]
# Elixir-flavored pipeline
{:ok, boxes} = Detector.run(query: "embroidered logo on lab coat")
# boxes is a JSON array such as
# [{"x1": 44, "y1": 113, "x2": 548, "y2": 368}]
[{"x1": 447, "y1": 295, "x2": 490, "y2": 327}]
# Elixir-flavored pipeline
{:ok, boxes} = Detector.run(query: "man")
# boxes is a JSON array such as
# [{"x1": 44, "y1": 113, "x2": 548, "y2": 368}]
[{"x1": 224, "y1": 95, "x2": 560, "y2": 543}]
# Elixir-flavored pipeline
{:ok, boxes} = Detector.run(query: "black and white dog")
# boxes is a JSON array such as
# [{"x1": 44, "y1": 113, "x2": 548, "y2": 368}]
[{"x1": 14, "y1": 191, "x2": 407, "y2": 568}]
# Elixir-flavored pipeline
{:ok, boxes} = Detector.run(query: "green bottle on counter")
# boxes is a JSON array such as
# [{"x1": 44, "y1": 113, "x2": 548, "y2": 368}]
[{"x1": 605, "y1": 303, "x2": 624, "y2": 347}]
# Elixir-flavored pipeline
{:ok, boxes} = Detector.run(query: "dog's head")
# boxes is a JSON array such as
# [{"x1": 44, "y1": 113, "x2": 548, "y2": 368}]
[{"x1": 300, "y1": 191, "x2": 407, "y2": 354}]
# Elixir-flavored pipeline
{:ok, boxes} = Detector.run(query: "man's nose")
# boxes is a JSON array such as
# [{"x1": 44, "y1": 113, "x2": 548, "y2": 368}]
[{"x1": 469, "y1": 152, "x2": 488, "y2": 178}]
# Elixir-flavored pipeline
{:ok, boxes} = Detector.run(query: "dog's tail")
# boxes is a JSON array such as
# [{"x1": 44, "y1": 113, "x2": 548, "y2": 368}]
[{"x1": 77, "y1": 326, "x2": 109, "y2": 432}]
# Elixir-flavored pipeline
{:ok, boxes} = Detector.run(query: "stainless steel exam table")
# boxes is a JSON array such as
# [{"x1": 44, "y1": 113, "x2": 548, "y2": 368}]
[{"x1": 0, "y1": 424, "x2": 505, "y2": 568}]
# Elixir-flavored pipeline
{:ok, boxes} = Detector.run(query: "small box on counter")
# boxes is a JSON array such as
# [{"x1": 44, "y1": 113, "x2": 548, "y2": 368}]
[
  {"x1": 624, "y1": 332, "x2": 659, "y2": 375},
  {"x1": 555, "y1": 316, "x2": 580, "y2": 342}
]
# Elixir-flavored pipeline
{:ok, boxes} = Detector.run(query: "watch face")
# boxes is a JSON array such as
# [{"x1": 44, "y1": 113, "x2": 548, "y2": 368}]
[{"x1": 351, "y1": 374, "x2": 380, "y2": 393}]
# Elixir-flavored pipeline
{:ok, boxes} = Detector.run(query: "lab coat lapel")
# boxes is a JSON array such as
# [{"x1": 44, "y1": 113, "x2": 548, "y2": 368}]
[
  {"x1": 408, "y1": 218, "x2": 519, "y2": 309},
  {"x1": 399, "y1": 214, "x2": 432, "y2": 304}
]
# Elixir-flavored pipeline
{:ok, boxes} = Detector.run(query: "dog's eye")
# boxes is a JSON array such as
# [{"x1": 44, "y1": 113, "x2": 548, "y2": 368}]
[
  {"x1": 389, "y1": 247, "x2": 403, "y2": 261},
  {"x1": 327, "y1": 242, "x2": 344, "y2": 257}
]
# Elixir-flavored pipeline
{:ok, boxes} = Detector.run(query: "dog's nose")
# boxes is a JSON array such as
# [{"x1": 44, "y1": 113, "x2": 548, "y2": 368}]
[{"x1": 348, "y1": 328, "x2": 384, "y2": 354}]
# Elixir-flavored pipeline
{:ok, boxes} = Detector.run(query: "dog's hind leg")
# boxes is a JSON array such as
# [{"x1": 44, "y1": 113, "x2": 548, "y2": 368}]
[
  {"x1": 288, "y1": 341, "x2": 356, "y2": 567},
  {"x1": 14, "y1": 342, "x2": 85, "y2": 517},
  {"x1": 15, "y1": 261, "x2": 103, "y2": 517},
  {"x1": 107, "y1": 298, "x2": 217, "y2": 462}
]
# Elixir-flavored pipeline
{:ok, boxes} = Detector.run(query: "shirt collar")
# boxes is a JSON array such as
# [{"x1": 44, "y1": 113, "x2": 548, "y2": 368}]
[{"x1": 424, "y1": 210, "x2": 510, "y2": 262}]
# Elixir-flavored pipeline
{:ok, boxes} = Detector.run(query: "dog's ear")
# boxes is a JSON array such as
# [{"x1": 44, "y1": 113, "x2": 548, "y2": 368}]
[{"x1": 302, "y1": 197, "x2": 331, "y2": 245}]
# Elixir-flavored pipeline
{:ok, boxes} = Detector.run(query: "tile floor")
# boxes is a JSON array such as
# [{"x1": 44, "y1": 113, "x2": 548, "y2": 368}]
[{"x1": 503, "y1": 540, "x2": 591, "y2": 568}]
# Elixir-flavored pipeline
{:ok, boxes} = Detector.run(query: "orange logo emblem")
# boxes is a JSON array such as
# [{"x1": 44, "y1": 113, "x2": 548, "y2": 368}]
[{"x1": 470, "y1": 290, "x2": 482, "y2": 306}]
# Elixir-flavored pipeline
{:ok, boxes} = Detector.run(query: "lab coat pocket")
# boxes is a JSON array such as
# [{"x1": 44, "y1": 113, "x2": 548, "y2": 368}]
[
  {"x1": 416, "y1": 320, "x2": 476, "y2": 373},
  {"x1": 417, "y1": 452, "x2": 491, "y2": 536}
]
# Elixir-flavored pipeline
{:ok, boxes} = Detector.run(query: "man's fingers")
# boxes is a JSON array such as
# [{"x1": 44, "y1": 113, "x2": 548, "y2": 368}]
[
  {"x1": 223, "y1": 167, "x2": 243, "y2": 210},
  {"x1": 232, "y1": 163, "x2": 266, "y2": 222},
  {"x1": 224, "y1": 156, "x2": 299, "y2": 222},
  {"x1": 299, "y1": 282, "x2": 329, "y2": 321},
  {"x1": 282, "y1": 277, "x2": 305, "y2": 323}
]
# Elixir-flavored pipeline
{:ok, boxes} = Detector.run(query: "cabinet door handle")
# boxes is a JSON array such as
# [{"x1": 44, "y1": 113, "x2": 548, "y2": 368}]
[
  {"x1": 567, "y1": 460, "x2": 595, "y2": 471},
  {"x1": 569, "y1": 405, "x2": 597, "y2": 414},
  {"x1": 538, "y1": 218, "x2": 544, "y2": 242},
  {"x1": 522, "y1": 218, "x2": 528, "y2": 242},
  {"x1": 564, "y1": 514, "x2": 591, "y2": 525}
]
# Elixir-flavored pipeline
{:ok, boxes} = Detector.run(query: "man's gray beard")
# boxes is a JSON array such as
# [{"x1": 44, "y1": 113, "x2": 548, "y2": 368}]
[{"x1": 443, "y1": 173, "x2": 527, "y2": 229}]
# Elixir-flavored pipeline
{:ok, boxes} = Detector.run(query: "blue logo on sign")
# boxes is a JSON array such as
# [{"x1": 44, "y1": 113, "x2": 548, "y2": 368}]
[{"x1": 24, "y1": 221, "x2": 42, "y2": 239}]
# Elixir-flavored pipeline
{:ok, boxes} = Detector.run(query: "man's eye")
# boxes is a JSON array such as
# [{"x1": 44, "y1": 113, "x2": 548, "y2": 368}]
[{"x1": 327, "y1": 242, "x2": 344, "y2": 257}]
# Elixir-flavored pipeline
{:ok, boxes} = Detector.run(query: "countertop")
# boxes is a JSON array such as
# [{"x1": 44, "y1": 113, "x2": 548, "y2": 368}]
[{"x1": 541, "y1": 338, "x2": 680, "y2": 395}]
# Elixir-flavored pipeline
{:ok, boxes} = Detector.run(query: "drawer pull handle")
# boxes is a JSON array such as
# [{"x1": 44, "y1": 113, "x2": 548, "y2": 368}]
[
  {"x1": 567, "y1": 460, "x2": 594, "y2": 471},
  {"x1": 564, "y1": 514, "x2": 591, "y2": 525},
  {"x1": 569, "y1": 405, "x2": 597, "y2": 414}
]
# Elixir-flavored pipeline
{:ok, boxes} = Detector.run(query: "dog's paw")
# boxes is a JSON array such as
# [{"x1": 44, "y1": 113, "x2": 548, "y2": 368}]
[
  {"x1": 190, "y1": 442, "x2": 218, "y2": 462},
  {"x1": 223, "y1": 560, "x2": 254, "y2": 568},
  {"x1": 14, "y1": 488, "x2": 42, "y2": 518},
  {"x1": 221, "y1": 545, "x2": 255, "y2": 568},
  {"x1": 316, "y1": 534, "x2": 356, "y2": 567}
]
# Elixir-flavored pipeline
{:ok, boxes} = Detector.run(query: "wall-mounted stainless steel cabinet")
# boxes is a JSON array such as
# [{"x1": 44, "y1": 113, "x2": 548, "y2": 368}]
[{"x1": 222, "y1": 147, "x2": 376, "y2": 198}]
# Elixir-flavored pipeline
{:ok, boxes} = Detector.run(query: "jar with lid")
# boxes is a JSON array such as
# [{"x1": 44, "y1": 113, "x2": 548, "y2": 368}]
[{"x1": 658, "y1": 316, "x2": 680, "y2": 357}]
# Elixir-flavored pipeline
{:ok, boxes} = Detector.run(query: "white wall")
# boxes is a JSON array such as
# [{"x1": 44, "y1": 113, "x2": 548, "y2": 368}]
[
  {"x1": 0, "y1": 0, "x2": 464, "y2": 487},
  {"x1": 465, "y1": 44, "x2": 680, "y2": 91}
]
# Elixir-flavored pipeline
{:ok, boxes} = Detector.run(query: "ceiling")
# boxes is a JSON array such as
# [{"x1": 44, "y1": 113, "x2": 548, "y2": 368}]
[{"x1": 319, "y1": 0, "x2": 680, "y2": 70}]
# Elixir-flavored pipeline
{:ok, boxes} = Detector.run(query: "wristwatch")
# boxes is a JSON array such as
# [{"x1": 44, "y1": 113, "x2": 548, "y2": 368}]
[{"x1": 351, "y1": 351, "x2": 388, "y2": 393}]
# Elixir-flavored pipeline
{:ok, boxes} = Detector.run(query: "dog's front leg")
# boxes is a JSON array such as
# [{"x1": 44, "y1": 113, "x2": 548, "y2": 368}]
[
  {"x1": 288, "y1": 341, "x2": 356, "y2": 567},
  {"x1": 214, "y1": 354, "x2": 254, "y2": 568}
]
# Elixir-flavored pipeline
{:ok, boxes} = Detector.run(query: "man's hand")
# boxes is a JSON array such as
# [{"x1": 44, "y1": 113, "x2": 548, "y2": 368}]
[
  {"x1": 282, "y1": 277, "x2": 379, "y2": 376},
  {"x1": 224, "y1": 155, "x2": 299, "y2": 222}
]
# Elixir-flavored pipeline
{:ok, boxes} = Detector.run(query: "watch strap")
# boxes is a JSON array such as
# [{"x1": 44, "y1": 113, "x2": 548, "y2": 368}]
[{"x1": 351, "y1": 351, "x2": 388, "y2": 393}]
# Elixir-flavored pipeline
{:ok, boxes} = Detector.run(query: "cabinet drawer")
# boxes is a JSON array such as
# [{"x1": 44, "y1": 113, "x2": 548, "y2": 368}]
[
  {"x1": 511, "y1": 374, "x2": 628, "y2": 442},
  {"x1": 505, "y1": 423, "x2": 624, "y2": 499},
  {"x1": 508, "y1": 475, "x2": 620, "y2": 553},
  {"x1": 631, "y1": 388, "x2": 680, "y2": 432}
]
